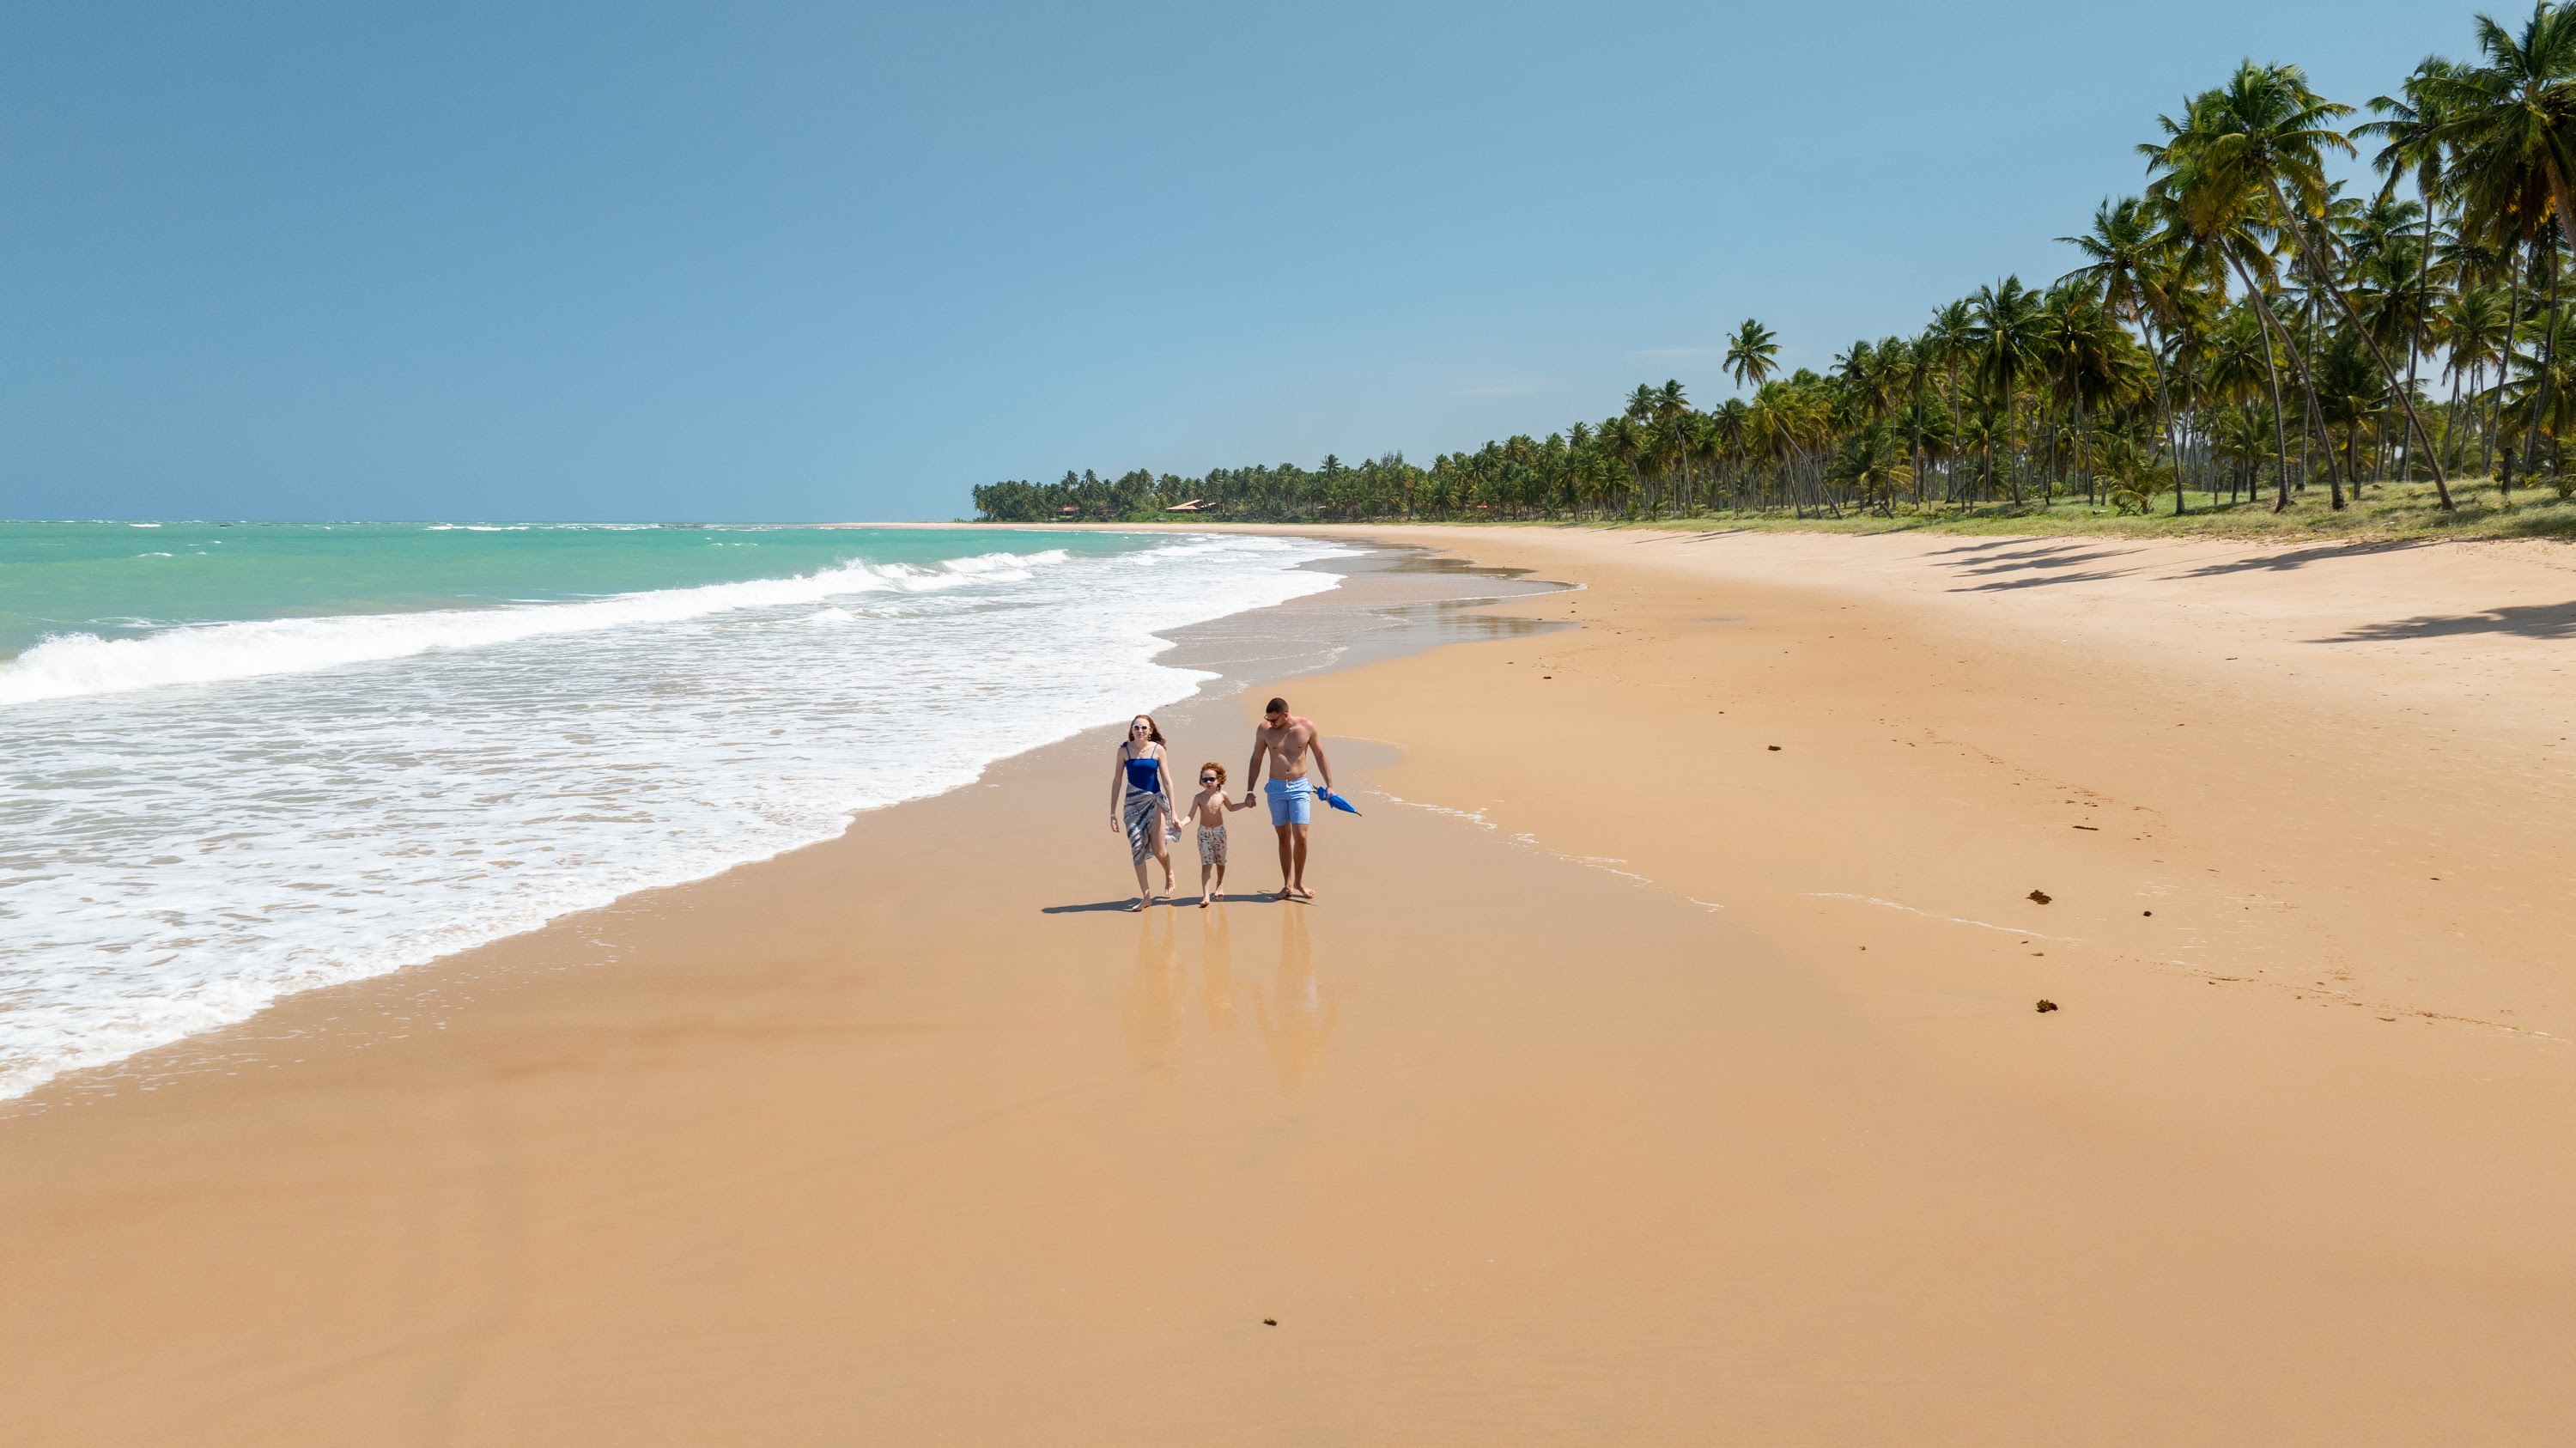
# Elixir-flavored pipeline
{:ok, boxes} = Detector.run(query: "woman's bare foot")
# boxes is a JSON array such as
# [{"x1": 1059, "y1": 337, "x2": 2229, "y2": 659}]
[
  {"x1": 1199, "y1": 892, "x2": 1212, "y2": 908},
  {"x1": 1126, "y1": 897, "x2": 1147, "y2": 912},
  {"x1": 1273, "y1": 886, "x2": 1295, "y2": 902},
  {"x1": 1291, "y1": 885, "x2": 1317, "y2": 902}
]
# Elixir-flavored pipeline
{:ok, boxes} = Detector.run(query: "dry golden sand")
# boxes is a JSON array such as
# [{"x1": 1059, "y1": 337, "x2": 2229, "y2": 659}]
[{"x1": 4, "y1": 526, "x2": 2573, "y2": 1445}]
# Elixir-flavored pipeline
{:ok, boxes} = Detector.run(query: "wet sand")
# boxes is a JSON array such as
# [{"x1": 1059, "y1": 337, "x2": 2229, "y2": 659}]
[{"x1": 3, "y1": 527, "x2": 2573, "y2": 1445}]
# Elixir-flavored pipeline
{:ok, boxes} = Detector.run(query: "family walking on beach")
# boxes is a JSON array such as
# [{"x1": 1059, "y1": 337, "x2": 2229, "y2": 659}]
[{"x1": 1110, "y1": 697, "x2": 1334, "y2": 911}]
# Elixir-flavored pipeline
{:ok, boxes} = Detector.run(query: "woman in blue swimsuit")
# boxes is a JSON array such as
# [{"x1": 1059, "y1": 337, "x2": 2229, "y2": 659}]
[{"x1": 1109, "y1": 714, "x2": 1179, "y2": 910}]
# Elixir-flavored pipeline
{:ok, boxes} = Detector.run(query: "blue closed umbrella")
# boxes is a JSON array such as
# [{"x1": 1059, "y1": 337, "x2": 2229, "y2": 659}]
[{"x1": 1323, "y1": 790, "x2": 1361, "y2": 816}]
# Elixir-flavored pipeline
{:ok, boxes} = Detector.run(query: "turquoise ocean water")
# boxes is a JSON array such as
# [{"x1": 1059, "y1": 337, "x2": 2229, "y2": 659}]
[
  {"x1": 0, "y1": 521, "x2": 1349, "y2": 1098},
  {"x1": 0, "y1": 520, "x2": 1135, "y2": 660}
]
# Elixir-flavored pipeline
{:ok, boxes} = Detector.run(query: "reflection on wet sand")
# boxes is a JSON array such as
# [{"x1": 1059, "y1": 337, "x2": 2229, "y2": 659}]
[
  {"x1": 1121, "y1": 910, "x2": 1183, "y2": 1078},
  {"x1": 1255, "y1": 905, "x2": 1336, "y2": 1094},
  {"x1": 1116, "y1": 901, "x2": 1336, "y2": 1092},
  {"x1": 1198, "y1": 907, "x2": 1236, "y2": 1035}
]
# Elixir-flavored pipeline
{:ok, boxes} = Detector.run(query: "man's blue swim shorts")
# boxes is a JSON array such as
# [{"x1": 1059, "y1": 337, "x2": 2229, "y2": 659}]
[{"x1": 1264, "y1": 776, "x2": 1315, "y2": 826}]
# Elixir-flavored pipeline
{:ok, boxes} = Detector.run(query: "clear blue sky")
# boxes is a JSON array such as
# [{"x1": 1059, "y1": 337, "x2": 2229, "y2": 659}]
[{"x1": 3, "y1": 0, "x2": 2489, "y2": 521}]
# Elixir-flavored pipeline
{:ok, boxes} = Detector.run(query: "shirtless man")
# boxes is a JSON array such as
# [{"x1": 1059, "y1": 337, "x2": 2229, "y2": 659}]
[{"x1": 1243, "y1": 696, "x2": 1334, "y2": 902}]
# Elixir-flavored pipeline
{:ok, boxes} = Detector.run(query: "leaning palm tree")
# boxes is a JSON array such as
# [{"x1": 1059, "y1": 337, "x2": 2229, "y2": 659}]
[
  {"x1": 2148, "y1": 61, "x2": 2451, "y2": 505},
  {"x1": 2433, "y1": 5, "x2": 2576, "y2": 236},
  {"x1": 1724, "y1": 319, "x2": 1781, "y2": 392},
  {"x1": 2146, "y1": 94, "x2": 2313, "y2": 508}
]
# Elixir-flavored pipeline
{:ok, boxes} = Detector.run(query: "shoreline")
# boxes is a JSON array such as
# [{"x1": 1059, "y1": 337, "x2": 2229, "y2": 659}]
[
  {"x1": 5, "y1": 526, "x2": 2573, "y2": 1443},
  {"x1": 0, "y1": 528, "x2": 1376, "y2": 1104}
]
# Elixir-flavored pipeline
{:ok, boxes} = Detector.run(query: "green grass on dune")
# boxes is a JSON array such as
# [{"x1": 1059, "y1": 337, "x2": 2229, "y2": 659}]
[{"x1": 1406, "y1": 478, "x2": 2576, "y2": 545}]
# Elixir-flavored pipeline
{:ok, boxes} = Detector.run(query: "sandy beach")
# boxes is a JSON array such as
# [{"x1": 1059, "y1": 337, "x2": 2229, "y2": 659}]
[{"x1": 5, "y1": 526, "x2": 2573, "y2": 1445}]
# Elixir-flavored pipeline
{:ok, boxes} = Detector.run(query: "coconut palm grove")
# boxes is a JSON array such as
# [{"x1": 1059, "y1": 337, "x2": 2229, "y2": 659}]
[{"x1": 974, "y1": 6, "x2": 2576, "y2": 527}]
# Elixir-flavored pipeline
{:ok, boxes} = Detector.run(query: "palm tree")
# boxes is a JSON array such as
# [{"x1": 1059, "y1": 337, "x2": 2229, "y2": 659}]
[
  {"x1": 1877, "y1": 336, "x2": 1929, "y2": 502},
  {"x1": 1619, "y1": 380, "x2": 1694, "y2": 514},
  {"x1": 2362, "y1": 56, "x2": 2460, "y2": 476},
  {"x1": 1832, "y1": 339, "x2": 1880, "y2": 415},
  {"x1": 2060, "y1": 194, "x2": 2187, "y2": 502},
  {"x1": 1695, "y1": 401, "x2": 1742, "y2": 508},
  {"x1": 1598, "y1": 415, "x2": 1646, "y2": 516},
  {"x1": 1562, "y1": 422, "x2": 1601, "y2": 516},
  {"x1": 2199, "y1": 301, "x2": 2277, "y2": 500},
  {"x1": 2047, "y1": 287, "x2": 2142, "y2": 502},
  {"x1": 1831, "y1": 423, "x2": 1912, "y2": 514},
  {"x1": 1967, "y1": 277, "x2": 2044, "y2": 503},
  {"x1": 1622, "y1": 385, "x2": 1661, "y2": 512},
  {"x1": 2312, "y1": 330, "x2": 2390, "y2": 498},
  {"x1": 2147, "y1": 62, "x2": 2451, "y2": 505},
  {"x1": 1922, "y1": 299, "x2": 1978, "y2": 500},
  {"x1": 2442, "y1": 281, "x2": 2512, "y2": 472},
  {"x1": 2146, "y1": 91, "x2": 2311, "y2": 508},
  {"x1": 2500, "y1": 301, "x2": 2576, "y2": 467},
  {"x1": 2433, "y1": 4, "x2": 2576, "y2": 234},
  {"x1": 2210, "y1": 402, "x2": 2276, "y2": 495},
  {"x1": 1724, "y1": 319, "x2": 1781, "y2": 392},
  {"x1": 1652, "y1": 379, "x2": 1692, "y2": 508}
]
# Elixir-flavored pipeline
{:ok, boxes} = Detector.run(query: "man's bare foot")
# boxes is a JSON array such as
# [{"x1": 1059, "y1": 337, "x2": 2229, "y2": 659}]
[
  {"x1": 1291, "y1": 885, "x2": 1316, "y2": 902},
  {"x1": 1273, "y1": 886, "x2": 1295, "y2": 902},
  {"x1": 1126, "y1": 897, "x2": 1147, "y2": 912}
]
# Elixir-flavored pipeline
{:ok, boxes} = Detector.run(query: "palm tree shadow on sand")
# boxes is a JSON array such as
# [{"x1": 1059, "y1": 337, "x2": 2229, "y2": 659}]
[{"x1": 2316, "y1": 601, "x2": 2576, "y2": 642}]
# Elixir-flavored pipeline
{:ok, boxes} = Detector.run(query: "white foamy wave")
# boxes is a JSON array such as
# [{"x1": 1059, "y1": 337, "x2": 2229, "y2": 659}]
[
  {"x1": 942, "y1": 548, "x2": 1068, "y2": 573},
  {"x1": 0, "y1": 553, "x2": 1039, "y2": 707}
]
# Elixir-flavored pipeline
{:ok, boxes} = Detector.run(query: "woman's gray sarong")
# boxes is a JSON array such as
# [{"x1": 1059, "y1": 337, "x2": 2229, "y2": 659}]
[{"x1": 1123, "y1": 787, "x2": 1176, "y2": 864}]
